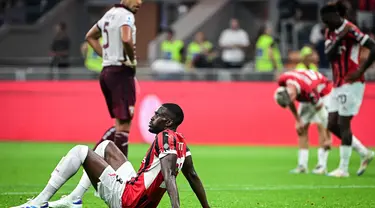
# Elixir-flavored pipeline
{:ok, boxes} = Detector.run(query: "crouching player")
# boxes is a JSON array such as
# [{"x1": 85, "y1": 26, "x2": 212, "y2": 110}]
[{"x1": 274, "y1": 70, "x2": 333, "y2": 174}]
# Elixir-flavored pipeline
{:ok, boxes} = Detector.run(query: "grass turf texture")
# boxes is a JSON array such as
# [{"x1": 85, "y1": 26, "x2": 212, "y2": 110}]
[{"x1": 0, "y1": 142, "x2": 374, "y2": 208}]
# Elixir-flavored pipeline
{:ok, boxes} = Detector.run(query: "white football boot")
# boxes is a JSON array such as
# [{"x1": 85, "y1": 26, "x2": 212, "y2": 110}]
[
  {"x1": 10, "y1": 199, "x2": 48, "y2": 208},
  {"x1": 312, "y1": 165, "x2": 327, "y2": 175},
  {"x1": 48, "y1": 195, "x2": 82, "y2": 208},
  {"x1": 290, "y1": 165, "x2": 308, "y2": 174},
  {"x1": 327, "y1": 168, "x2": 349, "y2": 178},
  {"x1": 357, "y1": 151, "x2": 374, "y2": 176}
]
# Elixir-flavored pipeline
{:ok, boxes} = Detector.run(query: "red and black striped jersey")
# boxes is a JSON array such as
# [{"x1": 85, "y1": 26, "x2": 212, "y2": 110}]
[
  {"x1": 325, "y1": 19, "x2": 369, "y2": 87},
  {"x1": 121, "y1": 129, "x2": 190, "y2": 208}
]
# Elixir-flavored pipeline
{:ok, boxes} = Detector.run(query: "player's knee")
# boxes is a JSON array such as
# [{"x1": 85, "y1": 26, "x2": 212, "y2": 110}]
[
  {"x1": 69, "y1": 145, "x2": 89, "y2": 163},
  {"x1": 296, "y1": 128, "x2": 307, "y2": 136},
  {"x1": 105, "y1": 141, "x2": 125, "y2": 159},
  {"x1": 94, "y1": 140, "x2": 111, "y2": 158}
]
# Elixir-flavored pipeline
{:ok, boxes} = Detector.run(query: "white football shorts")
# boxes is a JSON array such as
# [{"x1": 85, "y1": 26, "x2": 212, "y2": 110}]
[{"x1": 326, "y1": 82, "x2": 365, "y2": 116}]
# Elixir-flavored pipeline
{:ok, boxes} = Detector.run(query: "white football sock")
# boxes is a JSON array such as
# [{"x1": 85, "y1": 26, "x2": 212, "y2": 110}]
[
  {"x1": 317, "y1": 148, "x2": 329, "y2": 168},
  {"x1": 69, "y1": 171, "x2": 91, "y2": 200},
  {"x1": 298, "y1": 149, "x2": 309, "y2": 168},
  {"x1": 33, "y1": 145, "x2": 89, "y2": 204},
  {"x1": 339, "y1": 145, "x2": 352, "y2": 172},
  {"x1": 69, "y1": 141, "x2": 110, "y2": 200},
  {"x1": 351, "y1": 135, "x2": 369, "y2": 157}
]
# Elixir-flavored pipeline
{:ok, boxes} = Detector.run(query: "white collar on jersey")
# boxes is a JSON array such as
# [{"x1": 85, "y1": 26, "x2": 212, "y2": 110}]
[{"x1": 335, "y1": 19, "x2": 348, "y2": 34}]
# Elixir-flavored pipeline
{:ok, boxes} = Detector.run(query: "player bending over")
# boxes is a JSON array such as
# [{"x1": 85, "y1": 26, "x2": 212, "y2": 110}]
[
  {"x1": 12, "y1": 103, "x2": 210, "y2": 208},
  {"x1": 275, "y1": 70, "x2": 332, "y2": 174},
  {"x1": 320, "y1": 2, "x2": 375, "y2": 177}
]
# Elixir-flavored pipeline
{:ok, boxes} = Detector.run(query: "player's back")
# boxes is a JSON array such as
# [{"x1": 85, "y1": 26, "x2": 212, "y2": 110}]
[
  {"x1": 278, "y1": 70, "x2": 330, "y2": 102},
  {"x1": 121, "y1": 129, "x2": 190, "y2": 208},
  {"x1": 97, "y1": 5, "x2": 136, "y2": 67}
]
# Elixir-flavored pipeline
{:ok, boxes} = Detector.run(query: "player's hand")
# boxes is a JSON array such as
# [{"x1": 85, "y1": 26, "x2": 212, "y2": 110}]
[
  {"x1": 345, "y1": 70, "x2": 363, "y2": 82},
  {"x1": 124, "y1": 59, "x2": 137, "y2": 69},
  {"x1": 295, "y1": 120, "x2": 304, "y2": 134}
]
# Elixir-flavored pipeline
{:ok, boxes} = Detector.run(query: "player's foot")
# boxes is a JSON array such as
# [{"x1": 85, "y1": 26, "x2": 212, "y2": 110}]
[
  {"x1": 10, "y1": 200, "x2": 48, "y2": 208},
  {"x1": 327, "y1": 168, "x2": 349, "y2": 178},
  {"x1": 357, "y1": 151, "x2": 374, "y2": 176},
  {"x1": 290, "y1": 165, "x2": 308, "y2": 174},
  {"x1": 312, "y1": 165, "x2": 327, "y2": 175},
  {"x1": 49, "y1": 195, "x2": 82, "y2": 208}
]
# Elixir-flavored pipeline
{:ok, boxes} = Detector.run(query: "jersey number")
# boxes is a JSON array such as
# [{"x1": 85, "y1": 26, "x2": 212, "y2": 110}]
[{"x1": 103, "y1": 21, "x2": 110, "y2": 49}]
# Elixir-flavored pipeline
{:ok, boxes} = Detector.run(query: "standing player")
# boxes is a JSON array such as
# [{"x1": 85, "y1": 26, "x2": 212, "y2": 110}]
[
  {"x1": 48, "y1": 1, "x2": 141, "y2": 207},
  {"x1": 88, "y1": 0, "x2": 141, "y2": 157},
  {"x1": 274, "y1": 70, "x2": 332, "y2": 174},
  {"x1": 12, "y1": 103, "x2": 211, "y2": 208},
  {"x1": 320, "y1": 2, "x2": 375, "y2": 177}
]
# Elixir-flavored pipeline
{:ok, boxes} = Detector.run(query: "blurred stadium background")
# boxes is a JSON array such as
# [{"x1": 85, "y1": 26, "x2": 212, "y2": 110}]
[{"x1": 1, "y1": 0, "x2": 375, "y2": 207}]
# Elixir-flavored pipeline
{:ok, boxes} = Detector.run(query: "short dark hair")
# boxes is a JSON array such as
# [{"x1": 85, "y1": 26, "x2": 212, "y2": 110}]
[
  {"x1": 320, "y1": 4, "x2": 337, "y2": 15},
  {"x1": 320, "y1": 1, "x2": 348, "y2": 17},
  {"x1": 162, "y1": 103, "x2": 184, "y2": 126}
]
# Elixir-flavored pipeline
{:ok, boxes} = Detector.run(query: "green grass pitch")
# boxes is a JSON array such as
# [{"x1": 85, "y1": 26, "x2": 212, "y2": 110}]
[{"x1": 0, "y1": 142, "x2": 374, "y2": 207}]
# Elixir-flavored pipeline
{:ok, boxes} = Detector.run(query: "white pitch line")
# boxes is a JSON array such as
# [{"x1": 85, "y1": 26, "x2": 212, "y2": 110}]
[{"x1": 1, "y1": 185, "x2": 374, "y2": 195}]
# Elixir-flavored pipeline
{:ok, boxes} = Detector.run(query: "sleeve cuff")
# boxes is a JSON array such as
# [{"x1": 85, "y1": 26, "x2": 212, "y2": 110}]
[{"x1": 159, "y1": 150, "x2": 177, "y2": 159}]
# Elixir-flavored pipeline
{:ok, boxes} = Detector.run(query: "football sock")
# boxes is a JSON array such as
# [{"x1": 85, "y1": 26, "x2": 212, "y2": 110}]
[
  {"x1": 33, "y1": 145, "x2": 89, "y2": 204},
  {"x1": 298, "y1": 149, "x2": 309, "y2": 169},
  {"x1": 339, "y1": 145, "x2": 352, "y2": 172},
  {"x1": 115, "y1": 131, "x2": 129, "y2": 157},
  {"x1": 94, "y1": 126, "x2": 116, "y2": 149},
  {"x1": 317, "y1": 148, "x2": 329, "y2": 168},
  {"x1": 69, "y1": 140, "x2": 110, "y2": 200},
  {"x1": 351, "y1": 135, "x2": 369, "y2": 157}
]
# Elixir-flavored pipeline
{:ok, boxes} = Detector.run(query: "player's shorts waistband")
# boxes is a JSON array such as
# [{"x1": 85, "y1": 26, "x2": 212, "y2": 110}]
[{"x1": 102, "y1": 65, "x2": 135, "y2": 77}]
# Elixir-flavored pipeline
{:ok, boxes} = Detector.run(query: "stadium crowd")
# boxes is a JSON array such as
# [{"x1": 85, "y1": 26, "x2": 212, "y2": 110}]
[{"x1": 0, "y1": 0, "x2": 60, "y2": 26}]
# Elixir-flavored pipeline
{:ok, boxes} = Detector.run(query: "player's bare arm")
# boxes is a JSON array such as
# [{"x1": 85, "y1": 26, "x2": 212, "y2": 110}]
[
  {"x1": 182, "y1": 155, "x2": 210, "y2": 208},
  {"x1": 346, "y1": 36, "x2": 375, "y2": 82},
  {"x1": 85, "y1": 24, "x2": 102, "y2": 57},
  {"x1": 121, "y1": 25, "x2": 135, "y2": 63},
  {"x1": 160, "y1": 153, "x2": 180, "y2": 208}
]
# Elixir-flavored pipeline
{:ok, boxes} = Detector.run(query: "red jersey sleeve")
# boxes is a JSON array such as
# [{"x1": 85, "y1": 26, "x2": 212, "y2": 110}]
[
  {"x1": 156, "y1": 131, "x2": 177, "y2": 159},
  {"x1": 347, "y1": 25, "x2": 370, "y2": 46}
]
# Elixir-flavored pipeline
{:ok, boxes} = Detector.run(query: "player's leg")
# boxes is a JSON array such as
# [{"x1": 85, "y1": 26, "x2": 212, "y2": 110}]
[
  {"x1": 12, "y1": 145, "x2": 108, "y2": 207},
  {"x1": 312, "y1": 123, "x2": 331, "y2": 174},
  {"x1": 291, "y1": 124, "x2": 310, "y2": 174},
  {"x1": 309, "y1": 103, "x2": 331, "y2": 174},
  {"x1": 49, "y1": 139, "x2": 128, "y2": 207},
  {"x1": 105, "y1": 69, "x2": 136, "y2": 158},
  {"x1": 328, "y1": 83, "x2": 373, "y2": 177},
  {"x1": 291, "y1": 103, "x2": 311, "y2": 174},
  {"x1": 94, "y1": 126, "x2": 116, "y2": 150},
  {"x1": 114, "y1": 118, "x2": 131, "y2": 157}
]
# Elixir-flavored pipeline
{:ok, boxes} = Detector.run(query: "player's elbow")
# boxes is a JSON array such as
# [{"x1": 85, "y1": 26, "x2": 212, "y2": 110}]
[
  {"x1": 85, "y1": 33, "x2": 94, "y2": 42},
  {"x1": 122, "y1": 37, "x2": 132, "y2": 45}
]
